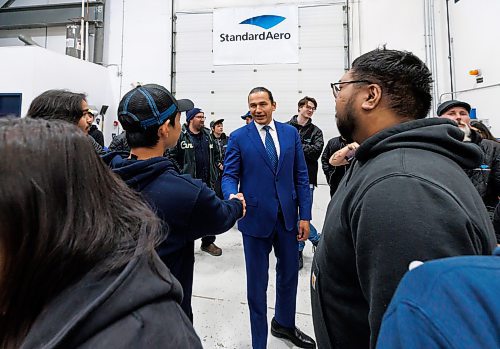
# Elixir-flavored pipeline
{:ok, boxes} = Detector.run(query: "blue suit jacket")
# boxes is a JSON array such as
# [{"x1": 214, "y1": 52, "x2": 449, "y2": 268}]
[{"x1": 222, "y1": 120, "x2": 312, "y2": 238}]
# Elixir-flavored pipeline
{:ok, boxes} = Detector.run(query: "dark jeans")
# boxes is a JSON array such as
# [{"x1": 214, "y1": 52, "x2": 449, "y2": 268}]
[{"x1": 201, "y1": 176, "x2": 222, "y2": 247}]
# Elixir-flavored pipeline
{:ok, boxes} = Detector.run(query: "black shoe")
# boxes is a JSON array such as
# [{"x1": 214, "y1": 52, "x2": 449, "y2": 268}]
[
  {"x1": 200, "y1": 243, "x2": 222, "y2": 256},
  {"x1": 298, "y1": 251, "x2": 304, "y2": 270},
  {"x1": 271, "y1": 318, "x2": 316, "y2": 348}
]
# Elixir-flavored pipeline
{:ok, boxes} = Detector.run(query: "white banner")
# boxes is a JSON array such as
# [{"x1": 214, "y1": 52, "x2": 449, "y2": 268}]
[{"x1": 213, "y1": 5, "x2": 299, "y2": 65}]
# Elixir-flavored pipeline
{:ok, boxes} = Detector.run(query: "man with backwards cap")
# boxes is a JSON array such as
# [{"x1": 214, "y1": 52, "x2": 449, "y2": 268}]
[
  {"x1": 167, "y1": 107, "x2": 225, "y2": 256},
  {"x1": 103, "y1": 84, "x2": 245, "y2": 322},
  {"x1": 438, "y1": 99, "x2": 500, "y2": 222}
]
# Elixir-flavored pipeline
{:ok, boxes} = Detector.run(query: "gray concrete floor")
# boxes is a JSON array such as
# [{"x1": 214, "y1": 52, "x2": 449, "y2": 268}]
[{"x1": 192, "y1": 184, "x2": 331, "y2": 348}]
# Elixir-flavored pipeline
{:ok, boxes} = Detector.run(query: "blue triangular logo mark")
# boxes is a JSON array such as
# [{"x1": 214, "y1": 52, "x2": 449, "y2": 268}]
[{"x1": 240, "y1": 15, "x2": 286, "y2": 30}]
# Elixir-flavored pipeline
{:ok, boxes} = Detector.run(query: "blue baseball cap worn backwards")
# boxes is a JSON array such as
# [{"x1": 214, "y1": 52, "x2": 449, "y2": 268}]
[{"x1": 118, "y1": 84, "x2": 193, "y2": 130}]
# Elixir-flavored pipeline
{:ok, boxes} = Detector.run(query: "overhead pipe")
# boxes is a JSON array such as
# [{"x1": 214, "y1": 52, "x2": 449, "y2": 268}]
[
  {"x1": 170, "y1": 0, "x2": 176, "y2": 94},
  {"x1": 439, "y1": 83, "x2": 500, "y2": 103},
  {"x1": 423, "y1": 0, "x2": 440, "y2": 114},
  {"x1": 80, "y1": 0, "x2": 84, "y2": 59},
  {"x1": 445, "y1": 0, "x2": 455, "y2": 96},
  {"x1": 430, "y1": 0, "x2": 439, "y2": 107},
  {"x1": 345, "y1": 0, "x2": 350, "y2": 69},
  {"x1": 93, "y1": 0, "x2": 105, "y2": 64},
  {"x1": 85, "y1": 20, "x2": 89, "y2": 61}
]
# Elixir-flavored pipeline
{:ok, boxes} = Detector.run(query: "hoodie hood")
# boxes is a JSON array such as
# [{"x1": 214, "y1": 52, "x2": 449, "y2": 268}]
[
  {"x1": 21, "y1": 254, "x2": 185, "y2": 349},
  {"x1": 356, "y1": 118, "x2": 482, "y2": 169},
  {"x1": 102, "y1": 152, "x2": 178, "y2": 191}
]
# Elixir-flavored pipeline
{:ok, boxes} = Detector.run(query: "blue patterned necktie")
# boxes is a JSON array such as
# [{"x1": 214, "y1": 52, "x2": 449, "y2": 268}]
[{"x1": 263, "y1": 125, "x2": 278, "y2": 172}]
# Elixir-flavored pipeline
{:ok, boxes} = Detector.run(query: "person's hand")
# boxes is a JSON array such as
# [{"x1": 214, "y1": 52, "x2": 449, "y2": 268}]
[
  {"x1": 297, "y1": 220, "x2": 310, "y2": 241},
  {"x1": 330, "y1": 151, "x2": 349, "y2": 166},
  {"x1": 229, "y1": 193, "x2": 246, "y2": 217},
  {"x1": 348, "y1": 142, "x2": 359, "y2": 151},
  {"x1": 329, "y1": 142, "x2": 359, "y2": 166},
  {"x1": 218, "y1": 163, "x2": 224, "y2": 171},
  {"x1": 345, "y1": 142, "x2": 359, "y2": 159}
]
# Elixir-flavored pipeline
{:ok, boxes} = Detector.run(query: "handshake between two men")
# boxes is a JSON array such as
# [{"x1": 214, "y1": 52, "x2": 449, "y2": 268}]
[{"x1": 228, "y1": 192, "x2": 310, "y2": 242}]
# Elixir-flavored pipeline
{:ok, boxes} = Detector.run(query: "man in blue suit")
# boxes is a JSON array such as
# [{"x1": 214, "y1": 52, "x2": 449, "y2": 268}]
[{"x1": 223, "y1": 87, "x2": 316, "y2": 349}]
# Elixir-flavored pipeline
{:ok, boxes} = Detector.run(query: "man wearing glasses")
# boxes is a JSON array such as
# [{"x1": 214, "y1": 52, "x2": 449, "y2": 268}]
[
  {"x1": 168, "y1": 107, "x2": 224, "y2": 256},
  {"x1": 286, "y1": 96, "x2": 324, "y2": 269},
  {"x1": 311, "y1": 48, "x2": 496, "y2": 348}
]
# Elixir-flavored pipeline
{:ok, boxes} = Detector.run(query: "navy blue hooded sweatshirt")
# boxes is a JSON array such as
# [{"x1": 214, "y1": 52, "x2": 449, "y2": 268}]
[{"x1": 103, "y1": 153, "x2": 243, "y2": 322}]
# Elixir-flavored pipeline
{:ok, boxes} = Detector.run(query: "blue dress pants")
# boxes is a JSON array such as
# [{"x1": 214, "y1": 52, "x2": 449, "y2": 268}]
[{"x1": 242, "y1": 215, "x2": 299, "y2": 349}]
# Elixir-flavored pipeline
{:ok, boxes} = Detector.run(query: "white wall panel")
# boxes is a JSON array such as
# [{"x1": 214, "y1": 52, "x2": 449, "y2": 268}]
[
  {"x1": 354, "y1": 0, "x2": 426, "y2": 58},
  {"x1": 446, "y1": 0, "x2": 500, "y2": 135}
]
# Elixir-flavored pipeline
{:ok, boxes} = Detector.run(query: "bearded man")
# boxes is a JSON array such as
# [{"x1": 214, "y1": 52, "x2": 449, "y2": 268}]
[{"x1": 310, "y1": 48, "x2": 496, "y2": 349}]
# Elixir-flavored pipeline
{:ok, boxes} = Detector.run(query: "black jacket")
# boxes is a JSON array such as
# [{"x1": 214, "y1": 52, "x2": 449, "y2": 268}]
[
  {"x1": 321, "y1": 136, "x2": 351, "y2": 197},
  {"x1": 103, "y1": 153, "x2": 243, "y2": 321},
  {"x1": 20, "y1": 254, "x2": 202, "y2": 348},
  {"x1": 311, "y1": 118, "x2": 497, "y2": 349},
  {"x1": 286, "y1": 115, "x2": 324, "y2": 186},
  {"x1": 211, "y1": 132, "x2": 228, "y2": 167},
  {"x1": 465, "y1": 131, "x2": 500, "y2": 214},
  {"x1": 88, "y1": 125, "x2": 104, "y2": 147},
  {"x1": 167, "y1": 125, "x2": 220, "y2": 189},
  {"x1": 210, "y1": 132, "x2": 228, "y2": 198},
  {"x1": 88, "y1": 135, "x2": 106, "y2": 155},
  {"x1": 108, "y1": 132, "x2": 130, "y2": 153}
]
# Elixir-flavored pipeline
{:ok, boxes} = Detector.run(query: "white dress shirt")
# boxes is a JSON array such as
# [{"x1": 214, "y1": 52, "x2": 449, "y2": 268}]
[{"x1": 255, "y1": 119, "x2": 280, "y2": 158}]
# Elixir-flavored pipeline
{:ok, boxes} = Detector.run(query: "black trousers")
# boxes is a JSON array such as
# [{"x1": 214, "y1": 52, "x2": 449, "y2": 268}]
[{"x1": 201, "y1": 235, "x2": 216, "y2": 246}]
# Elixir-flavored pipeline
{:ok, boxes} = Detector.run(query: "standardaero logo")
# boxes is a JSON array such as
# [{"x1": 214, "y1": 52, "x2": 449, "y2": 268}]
[
  {"x1": 239, "y1": 15, "x2": 286, "y2": 30},
  {"x1": 219, "y1": 14, "x2": 291, "y2": 43}
]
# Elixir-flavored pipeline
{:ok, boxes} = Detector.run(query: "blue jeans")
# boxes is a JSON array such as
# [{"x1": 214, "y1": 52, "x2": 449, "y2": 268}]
[{"x1": 298, "y1": 186, "x2": 320, "y2": 251}]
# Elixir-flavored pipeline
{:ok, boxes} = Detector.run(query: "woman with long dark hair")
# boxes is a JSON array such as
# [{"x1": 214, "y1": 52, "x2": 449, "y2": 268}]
[{"x1": 0, "y1": 118, "x2": 202, "y2": 348}]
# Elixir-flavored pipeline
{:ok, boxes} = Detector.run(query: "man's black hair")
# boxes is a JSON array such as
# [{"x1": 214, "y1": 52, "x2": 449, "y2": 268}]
[
  {"x1": 248, "y1": 87, "x2": 275, "y2": 104},
  {"x1": 351, "y1": 47, "x2": 432, "y2": 119}
]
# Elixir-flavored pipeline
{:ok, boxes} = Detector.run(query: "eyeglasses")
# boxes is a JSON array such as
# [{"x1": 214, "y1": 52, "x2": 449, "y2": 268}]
[
  {"x1": 330, "y1": 80, "x2": 372, "y2": 98},
  {"x1": 305, "y1": 105, "x2": 316, "y2": 111},
  {"x1": 195, "y1": 115, "x2": 206, "y2": 119}
]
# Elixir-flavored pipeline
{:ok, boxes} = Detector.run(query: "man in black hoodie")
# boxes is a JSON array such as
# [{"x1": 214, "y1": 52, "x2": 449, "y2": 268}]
[
  {"x1": 311, "y1": 48, "x2": 497, "y2": 349},
  {"x1": 103, "y1": 84, "x2": 245, "y2": 322}
]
